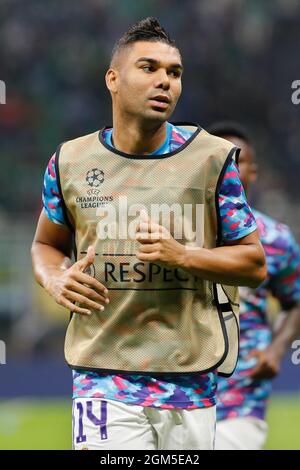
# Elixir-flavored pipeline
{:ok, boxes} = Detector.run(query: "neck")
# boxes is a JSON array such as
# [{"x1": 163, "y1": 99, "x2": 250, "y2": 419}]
[{"x1": 111, "y1": 111, "x2": 168, "y2": 155}]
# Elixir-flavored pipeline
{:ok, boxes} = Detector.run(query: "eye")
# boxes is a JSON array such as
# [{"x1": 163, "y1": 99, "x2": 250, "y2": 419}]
[
  {"x1": 142, "y1": 65, "x2": 154, "y2": 72},
  {"x1": 169, "y1": 70, "x2": 181, "y2": 78}
]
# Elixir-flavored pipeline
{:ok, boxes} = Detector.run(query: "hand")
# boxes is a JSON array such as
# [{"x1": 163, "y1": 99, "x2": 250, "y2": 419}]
[
  {"x1": 135, "y1": 210, "x2": 186, "y2": 268},
  {"x1": 247, "y1": 348, "x2": 282, "y2": 380},
  {"x1": 45, "y1": 245, "x2": 109, "y2": 315}
]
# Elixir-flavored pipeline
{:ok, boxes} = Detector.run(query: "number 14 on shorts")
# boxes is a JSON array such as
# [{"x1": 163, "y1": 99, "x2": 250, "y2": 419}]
[{"x1": 73, "y1": 399, "x2": 108, "y2": 446}]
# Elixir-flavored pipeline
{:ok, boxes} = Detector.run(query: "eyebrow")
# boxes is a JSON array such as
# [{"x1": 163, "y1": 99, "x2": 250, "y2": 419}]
[{"x1": 135, "y1": 57, "x2": 183, "y2": 71}]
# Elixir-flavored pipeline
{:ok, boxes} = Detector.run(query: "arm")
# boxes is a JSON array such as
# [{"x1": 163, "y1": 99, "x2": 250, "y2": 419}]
[
  {"x1": 136, "y1": 159, "x2": 266, "y2": 288},
  {"x1": 271, "y1": 305, "x2": 300, "y2": 358},
  {"x1": 136, "y1": 212, "x2": 266, "y2": 288},
  {"x1": 180, "y1": 230, "x2": 266, "y2": 288},
  {"x1": 249, "y1": 303, "x2": 300, "y2": 379},
  {"x1": 182, "y1": 159, "x2": 266, "y2": 287},
  {"x1": 249, "y1": 229, "x2": 300, "y2": 379},
  {"x1": 31, "y1": 210, "x2": 109, "y2": 315}
]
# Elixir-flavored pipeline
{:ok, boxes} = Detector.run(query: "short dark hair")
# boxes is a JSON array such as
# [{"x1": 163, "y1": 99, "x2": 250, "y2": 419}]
[
  {"x1": 110, "y1": 17, "x2": 179, "y2": 64},
  {"x1": 207, "y1": 121, "x2": 252, "y2": 144}
]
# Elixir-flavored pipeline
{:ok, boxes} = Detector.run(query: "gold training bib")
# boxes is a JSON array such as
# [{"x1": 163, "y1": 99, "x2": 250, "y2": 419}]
[{"x1": 57, "y1": 123, "x2": 240, "y2": 376}]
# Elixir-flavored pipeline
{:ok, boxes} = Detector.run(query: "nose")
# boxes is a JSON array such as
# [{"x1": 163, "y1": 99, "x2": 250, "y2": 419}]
[{"x1": 154, "y1": 69, "x2": 170, "y2": 90}]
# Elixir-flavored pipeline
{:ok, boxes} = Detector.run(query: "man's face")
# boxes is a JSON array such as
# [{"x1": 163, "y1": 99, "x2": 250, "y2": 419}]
[
  {"x1": 222, "y1": 135, "x2": 257, "y2": 192},
  {"x1": 106, "y1": 41, "x2": 183, "y2": 124}
]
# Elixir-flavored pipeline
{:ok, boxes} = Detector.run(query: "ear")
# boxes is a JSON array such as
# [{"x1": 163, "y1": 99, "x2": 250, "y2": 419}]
[{"x1": 105, "y1": 68, "x2": 118, "y2": 94}]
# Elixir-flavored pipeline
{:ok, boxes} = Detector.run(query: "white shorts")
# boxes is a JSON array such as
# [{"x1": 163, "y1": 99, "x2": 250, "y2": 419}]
[
  {"x1": 72, "y1": 398, "x2": 216, "y2": 450},
  {"x1": 215, "y1": 416, "x2": 268, "y2": 450}
]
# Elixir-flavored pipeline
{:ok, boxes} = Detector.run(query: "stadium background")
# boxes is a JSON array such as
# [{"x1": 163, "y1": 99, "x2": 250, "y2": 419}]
[{"x1": 0, "y1": 0, "x2": 299, "y2": 449}]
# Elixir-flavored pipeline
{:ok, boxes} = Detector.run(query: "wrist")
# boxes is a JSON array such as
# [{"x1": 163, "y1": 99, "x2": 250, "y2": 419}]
[{"x1": 180, "y1": 246, "x2": 204, "y2": 271}]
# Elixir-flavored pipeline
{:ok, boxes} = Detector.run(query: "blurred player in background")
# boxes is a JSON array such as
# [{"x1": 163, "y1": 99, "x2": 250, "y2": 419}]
[
  {"x1": 208, "y1": 122, "x2": 300, "y2": 450},
  {"x1": 31, "y1": 19, "x2": 266, "y2": 450}
]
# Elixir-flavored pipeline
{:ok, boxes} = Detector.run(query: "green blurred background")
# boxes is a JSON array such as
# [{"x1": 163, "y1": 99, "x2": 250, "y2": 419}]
[{"x1": 0, "y1": 396, "x2": 299, "y2": 450}]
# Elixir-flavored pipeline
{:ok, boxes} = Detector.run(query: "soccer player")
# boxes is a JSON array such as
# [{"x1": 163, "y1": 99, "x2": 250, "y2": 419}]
[
  {"x1": 31, "y1": 18, "x2": 266, "y2": 450},
  {"x1": 208, "y1": 122, "x2": 300, "y2": 450}
]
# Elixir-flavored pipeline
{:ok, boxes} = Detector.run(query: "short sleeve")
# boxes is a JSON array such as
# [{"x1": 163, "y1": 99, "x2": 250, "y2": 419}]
[
  {"x1": 270, "y1": 230, "x2": 300, "y2": 309},
  {"x1": 219, "y1": 160, "x2": 257, "y2": 241},
  {"x1": 42, "y1": 153, "x2": 66, "y2": 225}
]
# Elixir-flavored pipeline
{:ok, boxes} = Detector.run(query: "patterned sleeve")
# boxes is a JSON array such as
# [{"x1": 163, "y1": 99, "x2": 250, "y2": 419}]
[
  {"x1": 270, "y1": 230, "x2": 300, "y2": 308},
  {"x1": 219, "y1": 160, "x2": 257, "y2": 241},
  {"x1": 42, "y1": 153, "x2": 66, "y2": 225}
]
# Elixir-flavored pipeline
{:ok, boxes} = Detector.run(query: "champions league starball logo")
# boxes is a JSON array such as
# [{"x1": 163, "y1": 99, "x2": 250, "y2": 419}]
[
  {"x1": 76, "y1": 169, "x2": 112, "y2": 207},
  {"x1": 86, "y1": 168, "x2": 104, "y2": 188}
]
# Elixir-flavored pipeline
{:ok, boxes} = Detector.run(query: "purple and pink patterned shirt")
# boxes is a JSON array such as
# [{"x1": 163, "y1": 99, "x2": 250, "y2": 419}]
[
  {"x1": 217, "y1": 209, "x2": 300, "y2": 421},
  {"x1": 42, "y1": 122, "x2": 257, "y2": 409}
]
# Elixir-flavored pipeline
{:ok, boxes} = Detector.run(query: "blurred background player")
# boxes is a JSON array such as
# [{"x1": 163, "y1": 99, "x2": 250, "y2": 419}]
[{"x1": 208, "y1": 122, "x2": 300, "y2": 450}]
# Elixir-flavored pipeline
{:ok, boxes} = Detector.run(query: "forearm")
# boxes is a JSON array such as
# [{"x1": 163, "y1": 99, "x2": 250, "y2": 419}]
[
  {"x1": 31, "y1": 241, "x2": 72, "y2": 289},
  {"x1": 270, "y1": 305, "x2": 300, "y2": 358},
  {"x1": 181, "y1": 243, "x2": 266, "y2": 287}
]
